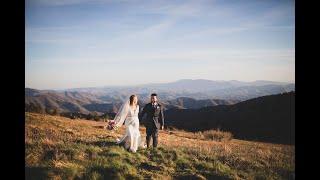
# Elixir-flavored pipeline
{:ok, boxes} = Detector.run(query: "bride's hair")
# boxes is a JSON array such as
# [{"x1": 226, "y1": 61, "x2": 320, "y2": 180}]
[{"x1": 129, "y1": 95, "x2": 137, "y2": 105}]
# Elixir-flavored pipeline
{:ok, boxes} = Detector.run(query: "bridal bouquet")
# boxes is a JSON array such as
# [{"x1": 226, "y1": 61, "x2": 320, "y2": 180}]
[{"x1": 107, "y1": 120, "x2": 118, "y2": 131}]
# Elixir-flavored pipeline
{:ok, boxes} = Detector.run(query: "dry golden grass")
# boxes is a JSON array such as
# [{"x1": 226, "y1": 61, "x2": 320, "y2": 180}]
[{"x1": 25, "y1": 112, "x2": 294, "y2": 180}]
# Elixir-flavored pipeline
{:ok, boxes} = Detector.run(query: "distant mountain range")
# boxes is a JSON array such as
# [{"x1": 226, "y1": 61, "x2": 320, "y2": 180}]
[
  {"x1": 25, "y1": 89, "x2": 239, "y2": 115},
  {"x1": 64, "y1": 79, "x2": 294, "y2": 101},
  {"x1": 25, "y1": 79, "x2": 294, "y2": 115},
  {"x1": 65, "y1": 79, "x2": 290, "y2": 93},
  {"x1": 164, "y1": 92, "x2": 295, "y2": 145}
]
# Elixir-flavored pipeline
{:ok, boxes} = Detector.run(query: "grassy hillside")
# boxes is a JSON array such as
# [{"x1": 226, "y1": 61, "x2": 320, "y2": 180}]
[
  {"x1": 25, "y1": 113, "x2": 294, "y2": 180},
  {"x1": 165, "y1": 92, "x2": 295, "y2": 145}
]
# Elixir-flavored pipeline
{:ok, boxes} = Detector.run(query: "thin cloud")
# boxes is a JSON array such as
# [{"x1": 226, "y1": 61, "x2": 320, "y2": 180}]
[
  {"x1": 26, "y1": 0, "x2": 295, "y2": 89},
  {"x1": 27, "y1": 0, "x2": 132, "y2": 6}
]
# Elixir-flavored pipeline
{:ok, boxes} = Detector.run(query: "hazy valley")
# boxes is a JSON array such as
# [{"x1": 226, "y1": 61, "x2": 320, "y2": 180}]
[{"x1": 26, "y1": 79, "x2": 294, "y2": 115}]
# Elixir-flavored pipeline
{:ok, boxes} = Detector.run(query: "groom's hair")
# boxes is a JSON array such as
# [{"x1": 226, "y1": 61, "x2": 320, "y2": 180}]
[{"x1": 151, "y1": 93, "x2": 157, "y2": 97}]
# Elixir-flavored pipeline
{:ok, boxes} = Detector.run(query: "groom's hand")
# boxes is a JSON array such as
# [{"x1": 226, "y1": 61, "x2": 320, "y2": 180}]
[{"x1": 160, "y1": 126, "x2": 164, "y2": 130}]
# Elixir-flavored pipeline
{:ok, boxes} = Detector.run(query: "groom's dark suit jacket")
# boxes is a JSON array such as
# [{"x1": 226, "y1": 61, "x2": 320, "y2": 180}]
[{"x1": 139, "y1": 102, "x2": 164, "y2": 129}]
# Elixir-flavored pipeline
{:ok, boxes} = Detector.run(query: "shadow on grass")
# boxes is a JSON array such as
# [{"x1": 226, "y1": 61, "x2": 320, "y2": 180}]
[
  {"x1": 25, "y1": 167, "x2": 50, "y2": 180},
  {"x1": 139, "y1": 162, "x2": 162, "y2": 171},
  {"x1": 74, "y1": 139, "x2": 117, "y2": 148},
  {"x1": 174, "y1": 173, "x2": 231, "y2": 180}
]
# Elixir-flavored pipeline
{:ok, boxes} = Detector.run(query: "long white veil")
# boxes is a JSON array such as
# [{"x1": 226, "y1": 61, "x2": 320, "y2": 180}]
[{"x1": 113, "y1": 96, "x2": 130, "y2": 128}]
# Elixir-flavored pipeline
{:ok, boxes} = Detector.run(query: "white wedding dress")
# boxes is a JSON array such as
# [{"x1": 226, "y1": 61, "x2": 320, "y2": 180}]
[{"x1": 114, "y1": 105, "x2": 144, "y2": 152}]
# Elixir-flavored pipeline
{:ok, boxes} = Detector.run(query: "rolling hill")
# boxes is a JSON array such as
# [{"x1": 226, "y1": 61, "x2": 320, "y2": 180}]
[
  {"x1": 164, "y1": 97, "x2": 240, "y2": 109},
  {"x1": 25, "y1": 88, "x2": 105, "y2": 115},
  {"x1": 165, "y1": 92, "x2": 295, "y2": 145}
]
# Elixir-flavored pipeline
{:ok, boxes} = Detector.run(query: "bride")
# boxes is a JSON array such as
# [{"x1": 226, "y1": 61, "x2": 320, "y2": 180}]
[{"x1": 110, "y1": 95, "x2": 144, "y2": 152}]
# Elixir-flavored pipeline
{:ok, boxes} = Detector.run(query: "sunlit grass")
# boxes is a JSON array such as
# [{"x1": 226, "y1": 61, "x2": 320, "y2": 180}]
[{"x1": 25, "y1": 112, "x2": 295, "y2": 180}]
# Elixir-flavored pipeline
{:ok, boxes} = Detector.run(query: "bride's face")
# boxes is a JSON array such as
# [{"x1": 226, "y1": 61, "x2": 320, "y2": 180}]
[{"x1": 133, "y1": 96, "x2": 138, "y2": 105}]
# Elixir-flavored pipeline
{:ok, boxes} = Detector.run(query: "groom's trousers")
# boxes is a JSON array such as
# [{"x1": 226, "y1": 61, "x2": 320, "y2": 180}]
[{"x1": 146, "y1": 126, "x2": 158, "y2": 148}]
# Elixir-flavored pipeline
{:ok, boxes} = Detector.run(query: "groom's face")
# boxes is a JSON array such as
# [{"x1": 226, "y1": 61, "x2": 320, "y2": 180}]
[{"x1": 151, "y1": 95, "x2": 157, "y2": 103}]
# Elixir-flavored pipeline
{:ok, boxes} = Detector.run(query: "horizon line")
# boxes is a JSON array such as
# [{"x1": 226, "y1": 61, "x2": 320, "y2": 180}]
[{"x1": 25, "y1": 78, "x2": 295, "y2": 91}]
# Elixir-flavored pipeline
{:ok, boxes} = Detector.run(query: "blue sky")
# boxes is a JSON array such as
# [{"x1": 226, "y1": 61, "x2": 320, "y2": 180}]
[{"x1": 26, "y1": 0, "x2": 295, "y2": 90}]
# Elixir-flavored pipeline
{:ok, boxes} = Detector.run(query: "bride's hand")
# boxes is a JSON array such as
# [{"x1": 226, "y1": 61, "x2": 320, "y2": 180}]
[{"x1": 107, "y1": 120, "x2": 116, "y2": 130}]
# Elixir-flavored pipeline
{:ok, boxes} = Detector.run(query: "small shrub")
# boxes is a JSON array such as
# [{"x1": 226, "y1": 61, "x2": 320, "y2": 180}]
[{"x1": 202, "y1": 129, "x2": 233, "y2": 142}]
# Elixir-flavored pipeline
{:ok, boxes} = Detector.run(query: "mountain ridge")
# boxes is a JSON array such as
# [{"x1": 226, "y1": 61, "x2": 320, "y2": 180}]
[
  {"x1": 25, "y1": 79, "x2": 295, "y2": 115},
  {"x1": 27, "y1": 79, "x2": 293, "y2": 91},
  {"x1": 165, "y1": 91, "x2": 295, "y2": 145}
]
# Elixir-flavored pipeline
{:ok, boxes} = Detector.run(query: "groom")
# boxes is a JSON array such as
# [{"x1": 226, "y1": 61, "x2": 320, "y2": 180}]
[{"x1": 139, "y1": 93, "x2": 164, "y2": 148}]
